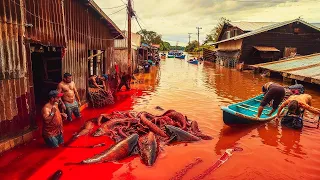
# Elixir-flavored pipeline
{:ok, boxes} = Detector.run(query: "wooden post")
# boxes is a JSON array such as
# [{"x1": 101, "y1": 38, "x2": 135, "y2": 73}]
[
  {"x1": 196, "y1": 27, "x2": 202, "y2": 57},
  {"x1": 128, "y1": 0, "x2": 132, "y2": 71}
]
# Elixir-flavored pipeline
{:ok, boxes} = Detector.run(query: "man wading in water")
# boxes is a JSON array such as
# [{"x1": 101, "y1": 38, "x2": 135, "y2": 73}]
[
  {"x1": 118, "y1": 71, "x2": 131, "y2": 91},
  {"x1": 277, "y1": 94, "x2": 320, "y2": 129},
  {"x1": 42, "y1": 90, "x2": 67, "y2": 148},
  {"x1": 57, "y1": 73, "x2": 81, "y2": 121}
]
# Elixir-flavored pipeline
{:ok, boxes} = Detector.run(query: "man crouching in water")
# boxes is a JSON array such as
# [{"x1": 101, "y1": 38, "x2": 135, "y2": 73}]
[
  {"x1": 57, "y1": 73, "x2": 82, "y2": 121},
  {"x1": 277, "y1": 94, "x2": 320, "y2": 129},
  {"x1": 42, "y1": 90, "x2": 67, "y2": 148}
]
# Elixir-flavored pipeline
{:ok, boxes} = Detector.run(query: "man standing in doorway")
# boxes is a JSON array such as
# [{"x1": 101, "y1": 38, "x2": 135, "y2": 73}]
[{"x1": 57, "y1": 73, "x2": 81, "y2": 121}]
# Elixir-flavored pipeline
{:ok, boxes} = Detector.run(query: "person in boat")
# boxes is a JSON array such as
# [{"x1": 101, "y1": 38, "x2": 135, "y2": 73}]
[
  {"x1": 42, "y1": 90, "x2": 67, "y2": 148},
  {"x1": 256, "y1": 82, "x2": 285, "y2": 118},
  {"x1": 276, "y1": 94, "x2": 320, "y2": 129}
]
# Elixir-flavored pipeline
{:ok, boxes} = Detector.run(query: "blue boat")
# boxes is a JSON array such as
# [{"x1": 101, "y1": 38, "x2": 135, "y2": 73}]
[
  {"x1": 175, "y1": 54, "x2": 186, "y2": 59},
  {"x1": 221, "y1": 94, "x2": 278, "y2": 125},
  {"x1": 188, "y1": 59, "x2": 199, "y2": 65}
]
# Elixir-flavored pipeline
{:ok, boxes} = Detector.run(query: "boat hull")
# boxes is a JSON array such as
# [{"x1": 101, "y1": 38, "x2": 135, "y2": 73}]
[
  {"x1": 222, "y1": 110, "x2": 266, "y2": 125},
  {"x1": 188, "y1": 60, "x2": 199, "y2": 65},
  {"x1": 167, "y1": 55, "x2": 175, "y2": 58},
  {"x1": 221, "y1": 94, "x2": 277, "y2": 126},
  {"x1": 175, "y1": 55, "x2": 186, "y2": 59}
]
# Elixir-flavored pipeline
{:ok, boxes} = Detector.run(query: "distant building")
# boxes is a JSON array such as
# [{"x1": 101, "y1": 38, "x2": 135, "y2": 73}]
[
  {"x1": 211, "y1": 19, "x2": 320, "y2": 68},
  {"x1": 114, "y1": 31, "x2": 142, "y2": 72}
]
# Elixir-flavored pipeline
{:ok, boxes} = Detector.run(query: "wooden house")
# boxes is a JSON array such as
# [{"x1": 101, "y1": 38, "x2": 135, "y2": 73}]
[{"x1": 212, "y1": 19, "x2": 320, "y2": 68}]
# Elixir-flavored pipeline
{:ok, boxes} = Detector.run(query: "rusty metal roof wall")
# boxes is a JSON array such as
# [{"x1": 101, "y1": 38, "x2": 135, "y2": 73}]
[
  {"x1": 229, "y1": 22, "x2": 275, "y2": 31},
  {"x1": 0, "y1": 0, "x2": 35, "y2": 138},
  {"x1": 63, "y1": 0, "x2": 116, "y2": 101},
  {"x1": 0, "y1": 0, "x2": 28, "y2": 80},
  {"x1": 24, "y1": 0, "x2": 66, "y2": 47},
  {"x1": 252, "y1": 53, "x2": 320, "y2": 84}
]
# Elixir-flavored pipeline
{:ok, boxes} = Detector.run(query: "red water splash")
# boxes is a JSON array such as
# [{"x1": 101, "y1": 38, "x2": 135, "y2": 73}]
[
  {"x1": 170, "y1": 158, "x2": 203, "y2": 180},
  {"x1": 191, "y1": 147, "x2": 243, "y2": 180}
]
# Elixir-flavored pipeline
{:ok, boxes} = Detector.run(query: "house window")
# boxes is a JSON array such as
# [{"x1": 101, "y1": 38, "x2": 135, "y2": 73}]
[
  {"x1": 294, "y1": 28, "x2": 300, "y2": 34},
  {"x1": 226, "y1": 31, "x2": 231, "y2": 39},
  {"x1": 233, "y1": 29, "x2": 238, "y2": 36}
]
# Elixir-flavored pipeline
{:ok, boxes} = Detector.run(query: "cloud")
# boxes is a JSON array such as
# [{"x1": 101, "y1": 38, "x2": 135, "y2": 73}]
[{"x1": 95, "y1": 0, "x2": 320, "y2": 46}]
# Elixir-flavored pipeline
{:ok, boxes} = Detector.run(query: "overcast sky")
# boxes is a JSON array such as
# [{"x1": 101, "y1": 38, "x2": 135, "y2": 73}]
[{"x1": 96, "y1": 0, "x2": 320, "y2": 46}]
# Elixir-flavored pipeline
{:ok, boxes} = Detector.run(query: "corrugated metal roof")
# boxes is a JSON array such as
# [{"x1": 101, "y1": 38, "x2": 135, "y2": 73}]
[
  {"x1": 229, "y1": 22, "x2": 320, "y2": 31},
  {"x1": 87, "y1": 0, "x2": 124, "y2": 39},
  {"x1": 312, "y1": 23, "x2": 320, "y2": 28},
  {"x1": 229, "y1": 22, "x2": 275, "y2": 31},
  {"x1": 211, "y1": 19, "x2": 320, "y2": 45},
  {"x1": 250, "y1": 53, "x2": 320, "y2": 84},
  {"x1": 253, "y1": 46, "x2": 280, "y2": 52}
]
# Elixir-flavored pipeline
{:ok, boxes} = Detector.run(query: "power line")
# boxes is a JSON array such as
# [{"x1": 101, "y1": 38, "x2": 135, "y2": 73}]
[
  {"x1": 108, "y1": 7, "x2": 127, "y2": 16},
  {"x1": 101, "y1": 5, "x2": 125, "y2": 9},
  {"x1": 135, "y1": 16, "x2": 144, "y2": 31},
  {"x1": 120, "y1": 0, "x2": 127, "y2": 5},
  {"x1": 136, "y1": 14, "x2": 148, "y2": 29}
]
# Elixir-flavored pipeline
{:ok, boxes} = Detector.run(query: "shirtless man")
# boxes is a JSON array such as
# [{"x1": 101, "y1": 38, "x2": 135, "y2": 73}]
[
  {"x1": 42, "y1": 90, "x2": 67, "y2": 148},
  {"x1": 88, "y1": 74, "x2": 108, "y2": 91},
  {"x1": 276, "y1": 94, "x2": 320, "y2": 129},
  {"x1": 277, "y1": 94, "x2": 320, "y2": 117},
  {"x1": 57, "y1": 73, "x2": 81, "y2": 121}
]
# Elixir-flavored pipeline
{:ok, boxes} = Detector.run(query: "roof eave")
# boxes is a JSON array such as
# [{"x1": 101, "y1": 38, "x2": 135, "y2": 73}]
[
  {"x1": 210, "y1": 18, "x2": 320, "y2": 46},
  {"x1": 87, "y1": 0, "x2": 125, "y2": 39}
]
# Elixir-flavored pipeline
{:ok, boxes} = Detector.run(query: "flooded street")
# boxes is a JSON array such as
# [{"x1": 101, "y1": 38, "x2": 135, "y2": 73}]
[
  {"x1": 128, "y1": 57, "x2": 320, "y2": 179},
  {"x1": 1, "y1": 57, "x2": 320, "y2": 180}
]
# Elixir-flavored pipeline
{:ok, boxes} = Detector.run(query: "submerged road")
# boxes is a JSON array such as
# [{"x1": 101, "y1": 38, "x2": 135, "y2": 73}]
[{"x1": 1, "y1": 56, "x2": 320, "y2": 179}]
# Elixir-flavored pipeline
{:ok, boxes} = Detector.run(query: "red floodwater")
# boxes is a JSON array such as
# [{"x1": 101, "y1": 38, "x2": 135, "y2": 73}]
[{"x1": 1, "y1": 57, "x2": 320, "y2": 180}]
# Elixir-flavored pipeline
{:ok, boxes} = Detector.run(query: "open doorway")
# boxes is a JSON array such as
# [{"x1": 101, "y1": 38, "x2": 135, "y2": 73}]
[{"x1": 30, "y1": 44, "x2": 62, "y2": 110}]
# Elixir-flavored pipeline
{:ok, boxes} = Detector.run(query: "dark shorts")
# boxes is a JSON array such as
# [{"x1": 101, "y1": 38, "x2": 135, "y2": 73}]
[
  {"x1": 260, "y1": 85, "x2": 285, "y2": 109},
  {"x1": 281, "y1": 115, "x2": 303, "y2": 130},
  {"x1": 65, "y1": 101, "x2": 81, "y2": 121},
  {"x1": 44, "y1": 133, "x2": 64, "y2": 148}
]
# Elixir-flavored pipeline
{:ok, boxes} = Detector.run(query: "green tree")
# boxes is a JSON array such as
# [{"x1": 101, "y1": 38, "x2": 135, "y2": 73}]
[
  {"x1": 185, "y1": 40, "x2": 198, "y2": 52},
  {"x1": 137, "y1": 29, "x2": 162, "y2": 44},
  {"x1": 204, "y1": 17, "x2": 230, "y2": 44},
  {"x1": 160, "y1": 41, "x2": 171, "y2": 51}
]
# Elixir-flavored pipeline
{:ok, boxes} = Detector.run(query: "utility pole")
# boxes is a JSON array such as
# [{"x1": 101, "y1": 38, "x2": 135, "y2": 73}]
[
  {"x1": 196, "y1": 27, "x2": 202, "y2": 48},
  {"x1": 127, "y1": 0, "x2": 133, "y2": 71},
  {"x1": 196, "y1": 27, "x2": 202, "y2": 57},
  {"x1": 188, "y1": 33, "x2": 192, "y2": 44}
]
